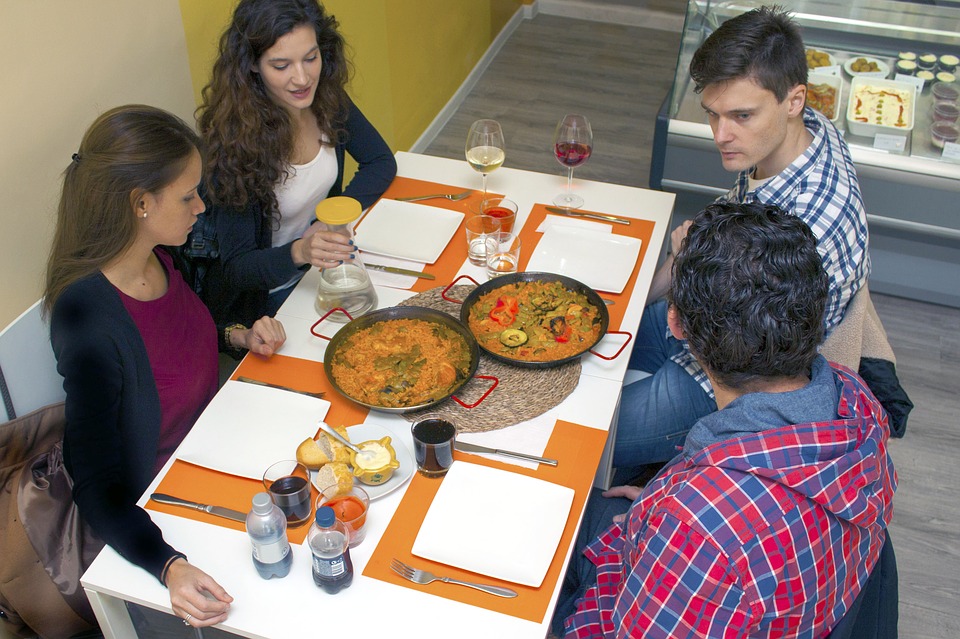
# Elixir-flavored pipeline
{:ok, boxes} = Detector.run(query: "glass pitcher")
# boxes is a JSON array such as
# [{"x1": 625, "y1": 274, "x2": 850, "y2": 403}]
[{"x1": 313, "y1": 197, "x2": 377, "y2": 322}]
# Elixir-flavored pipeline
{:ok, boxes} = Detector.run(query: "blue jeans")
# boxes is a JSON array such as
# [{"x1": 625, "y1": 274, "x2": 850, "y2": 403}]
[
  {"x1": 614, "y1": 300, "x2": 717, "y2": 468},
  {"x1": 551, "y1": 488, "x2": 634, "y2": 636}
]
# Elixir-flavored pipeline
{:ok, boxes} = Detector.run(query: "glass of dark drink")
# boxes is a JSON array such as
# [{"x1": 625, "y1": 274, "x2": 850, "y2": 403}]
[
  {"x1": 552, "y1": 114, "x2": 593, "y2": 209},
  {"x1": 411, "y1": 417, "x2": 457, "y2": 478},
  {"x1": 263, "y1": 460, "x2": 313, "y2": 528}
]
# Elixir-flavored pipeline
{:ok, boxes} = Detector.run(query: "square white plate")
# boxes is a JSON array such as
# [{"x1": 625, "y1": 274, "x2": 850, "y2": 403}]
[
  {"x1": 354, "y1": 199, "x2": 464, "y2": 264},
  {"x1": 411, "y1": 462, "x2": 574, "y2": 587},
  {"x1": 176, "y1": 380, "x2": 329, "y2": 480},
  {"x1": 526, "y1": 225, "x2": 642, "y2": 293}
]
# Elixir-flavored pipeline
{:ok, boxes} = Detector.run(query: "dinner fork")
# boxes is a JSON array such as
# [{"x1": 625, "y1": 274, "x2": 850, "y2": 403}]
[
  {"x1": 390, "y1": 558, "x2": 517, "y2": 598},
  {"x1": 395, "y1": 190, "x2": 472, "y2": 203}
]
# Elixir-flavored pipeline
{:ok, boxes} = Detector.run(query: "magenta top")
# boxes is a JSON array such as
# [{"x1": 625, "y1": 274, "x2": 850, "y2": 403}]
[{"x1": 118, "y1": 249, "x2": 219, "y2": 473}]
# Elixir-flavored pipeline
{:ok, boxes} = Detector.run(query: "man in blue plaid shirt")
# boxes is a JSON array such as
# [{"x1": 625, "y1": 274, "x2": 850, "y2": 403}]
[{"x1": 614, "y1": 6, "x2": 869, "y2": 472}]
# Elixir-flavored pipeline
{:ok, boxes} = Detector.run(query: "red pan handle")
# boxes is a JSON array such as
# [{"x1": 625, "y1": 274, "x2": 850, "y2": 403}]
[
  {"x1": 309, "y1": 307, "x2": 354, "y2": 340},
  {"x1": 589, "y1": 330, "x2": 633, "y2": 361},
  {"x1": 441, "y1": 275, "x2": 481, "y2": 304},
  {"x1": 451, "y1": 375, "x2": 498, "y2": 408}
]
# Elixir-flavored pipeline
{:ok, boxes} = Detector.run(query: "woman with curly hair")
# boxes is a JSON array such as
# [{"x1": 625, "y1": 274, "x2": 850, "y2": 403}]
[{"x1": 197, "y1": 0, "x2": 396, "y2": 328}]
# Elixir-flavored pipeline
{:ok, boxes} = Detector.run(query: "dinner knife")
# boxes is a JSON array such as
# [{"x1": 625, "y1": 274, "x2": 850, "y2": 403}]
[
  {"x1": 365, "y1": 262, "x2": 436, "y2": 279},
  {"x1": 545, "y1": 206, "x2": 632, "y2": 226},
  {"x1": 454, "y1": 442, "x2": 558, "y2": 467},
  {"x1": 150, "y1": 493, "x2": 247, "y2": 523}
]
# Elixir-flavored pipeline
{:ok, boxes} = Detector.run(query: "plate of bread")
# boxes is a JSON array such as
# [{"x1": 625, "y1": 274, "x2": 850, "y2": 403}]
[{"x1": 297, "y1": 423, "x2": 414, "y2": 500}]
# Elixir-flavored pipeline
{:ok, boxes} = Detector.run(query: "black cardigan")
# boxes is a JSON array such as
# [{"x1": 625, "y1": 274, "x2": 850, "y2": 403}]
[{"x1": 50, "y1": 272, "x2": 178, "y2": 581}]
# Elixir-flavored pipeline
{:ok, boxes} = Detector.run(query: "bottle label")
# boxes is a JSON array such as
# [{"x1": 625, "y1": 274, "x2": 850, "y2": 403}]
[
  {"x1": 253, "y1": 538, "x2": 290, "y2": 564},
  {"x1": 313, "y1": 555, "x2": 347, "y2": 578}
]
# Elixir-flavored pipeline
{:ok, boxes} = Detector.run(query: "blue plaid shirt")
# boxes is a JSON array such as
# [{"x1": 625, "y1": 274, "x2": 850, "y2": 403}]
[{"x1": 672, "y1": 108, "x2": 870, "y2": 396}]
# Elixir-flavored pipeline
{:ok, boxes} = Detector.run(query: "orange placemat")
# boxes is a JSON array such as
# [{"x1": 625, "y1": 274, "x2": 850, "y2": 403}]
[
  {"x1": 146, "y1": 354, "x2": 370, "y2": 544},
  {"x1": 363, "y1": 177, "x2": 501, "y2": 293},
  {"x1": 362, "y1": 420, "x2": 608, "y2": 623},
  {"x1": 518, "y1": 204, "x2": 655, "y2": 331}
]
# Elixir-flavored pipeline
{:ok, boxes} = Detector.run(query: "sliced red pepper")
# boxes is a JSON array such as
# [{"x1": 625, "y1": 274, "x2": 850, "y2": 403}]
[{"x1": 489, "y1": 296, "x2": 519, "y2": 326}]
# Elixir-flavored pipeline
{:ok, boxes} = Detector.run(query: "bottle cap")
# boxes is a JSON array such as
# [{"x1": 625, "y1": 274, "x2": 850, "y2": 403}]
[
  {"x1": 316, "y1": 505, "x2": 336, "y2": 527},
  {"x1": 315, "y1": 196, "x2": 362, "y2": 225},
  {"x1": 252, "y1": 492, "x2": 274, "y2": 515}
]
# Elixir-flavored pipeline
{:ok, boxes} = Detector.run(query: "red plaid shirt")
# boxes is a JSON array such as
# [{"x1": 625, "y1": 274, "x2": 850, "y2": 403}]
[{"x1": 566, "y1": 365, "x2": 896, "y2": 638}]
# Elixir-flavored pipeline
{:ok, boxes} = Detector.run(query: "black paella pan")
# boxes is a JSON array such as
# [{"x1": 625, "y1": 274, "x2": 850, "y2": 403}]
[
  {"x1": 310, "y1": 305, "x2": 494, "y2": 413},
  {"x1": 449, "y1": 272, "x2": 632, "y2": 369}
]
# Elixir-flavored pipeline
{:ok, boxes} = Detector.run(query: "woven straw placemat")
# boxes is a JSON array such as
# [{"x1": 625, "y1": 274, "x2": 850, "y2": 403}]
[{"x1": 398, "y1": 285, "x2": 581, "y2": 433}]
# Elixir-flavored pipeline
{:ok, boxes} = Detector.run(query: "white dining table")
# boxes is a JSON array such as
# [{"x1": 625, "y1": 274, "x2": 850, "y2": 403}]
[{"x1": 80, "y1": 151, "x2": 674, "y2": 639}]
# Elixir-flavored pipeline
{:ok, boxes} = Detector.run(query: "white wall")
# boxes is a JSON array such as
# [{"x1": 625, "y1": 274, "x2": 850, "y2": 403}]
[{"x1": 0, "y1": 0, "x2": 197, "y2": 327}]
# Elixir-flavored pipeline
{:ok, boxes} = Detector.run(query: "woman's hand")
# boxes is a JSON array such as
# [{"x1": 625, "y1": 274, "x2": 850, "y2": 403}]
[
  {"x1": 230, "y1": 316, "x2": 286, "y2": 356},
  {"x1": 293, "y1": 228, "x2": 354, "y2": 269},
  {"x1": 165, "y1": 558, "x2": 233, "y2": 628}
]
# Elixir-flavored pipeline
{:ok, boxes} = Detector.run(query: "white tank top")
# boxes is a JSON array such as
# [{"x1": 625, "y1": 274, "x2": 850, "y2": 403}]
[
  {"x1": 272, "y1": 144, "x2": 337, "y2": 248},
  {"x1": 269, "y1": 144, "x2": 337, "y2": 294}
]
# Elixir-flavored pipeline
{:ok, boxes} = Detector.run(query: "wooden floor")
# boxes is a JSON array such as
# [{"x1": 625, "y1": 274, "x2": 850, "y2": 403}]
[{"x1": 424, "y1": 6, "x2": 960, "y2": 637}]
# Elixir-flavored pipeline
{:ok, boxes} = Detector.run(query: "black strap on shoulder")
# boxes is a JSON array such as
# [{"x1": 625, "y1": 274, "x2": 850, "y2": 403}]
[{"x1": 0, "y1": 361, "x2": 16, "y2": 420}]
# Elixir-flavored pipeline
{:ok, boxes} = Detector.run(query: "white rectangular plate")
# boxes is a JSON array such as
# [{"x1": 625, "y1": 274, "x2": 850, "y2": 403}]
[
  {"x1": 412, "y1": 462, "x2": 574, "y2": 587},
  {"x1": 526, "y1": 225, "x2": 642, "y2": 293},
  {"x1": 176, "y1": 380, "x2": 329, "y2": 479},
  {"x1": 354, "y1": 199, "x2": 464, "y2": 264}
]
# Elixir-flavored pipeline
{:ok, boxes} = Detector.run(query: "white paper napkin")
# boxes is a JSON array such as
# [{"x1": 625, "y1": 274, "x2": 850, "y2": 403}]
[
  {"x1": 176, "y1": 380, "x2": 329, "y2": 479},
  {"x1": 359, "y1": 251, "x2": 427, "y2": 290},
  {"x1": 536, "y1": 215, "x2": 613, "y2": 235},
  {"x1": 412, "y1": 462, "x2": 575, "y2": 587},
  {"x1": 456, "y1": 408, "x2": 557, "y2": 470}
]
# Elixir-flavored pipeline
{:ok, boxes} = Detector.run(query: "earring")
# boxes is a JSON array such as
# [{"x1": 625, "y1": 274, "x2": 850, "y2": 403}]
[{"x1": 141, "y1": 212, "x2": 148, "y2": 219}]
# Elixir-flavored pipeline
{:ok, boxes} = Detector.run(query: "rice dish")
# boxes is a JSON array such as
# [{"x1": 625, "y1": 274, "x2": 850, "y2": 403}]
[{"x1": 330, "y1": 318, "x2": 472, "y2": 408}]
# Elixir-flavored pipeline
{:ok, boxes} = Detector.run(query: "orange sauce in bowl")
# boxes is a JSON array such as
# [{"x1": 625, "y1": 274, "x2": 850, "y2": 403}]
[{"x1": 325, "y1": 494, "x2": 367, "y2": 527}]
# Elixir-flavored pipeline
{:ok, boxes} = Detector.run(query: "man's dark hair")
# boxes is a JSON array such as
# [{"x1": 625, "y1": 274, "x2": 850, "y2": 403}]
[
  {"x1": 669, "y1": 201, "x2": 828, "y2": 390},
  {"x1": 689, "y1": 5, "x2": 807, "y2": 102}
]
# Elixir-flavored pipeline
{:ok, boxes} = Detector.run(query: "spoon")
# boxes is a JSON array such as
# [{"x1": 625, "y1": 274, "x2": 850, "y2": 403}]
[{"x1": 317, "y1": 421, "x2": 376, "y2": 464}]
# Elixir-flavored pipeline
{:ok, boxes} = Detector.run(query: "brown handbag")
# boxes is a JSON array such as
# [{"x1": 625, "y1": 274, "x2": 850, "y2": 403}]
[{"x1": 0, "y1": 403, "x2": 104, "y2": 639}]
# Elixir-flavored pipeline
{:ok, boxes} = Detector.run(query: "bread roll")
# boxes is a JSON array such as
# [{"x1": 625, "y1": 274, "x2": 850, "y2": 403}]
[
  {"x1": 326, "y1": 425, "x2": 353, "y2": 463},
  {"x1": 296, "y1": 436, "x2": 333, "y2": 470},
  {"x1": 315, "y1": 461, "x2": 354, "y2": 495}
]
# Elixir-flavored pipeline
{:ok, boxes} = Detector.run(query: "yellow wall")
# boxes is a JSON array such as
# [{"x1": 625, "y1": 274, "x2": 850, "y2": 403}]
[
  {"x1": 178, "y1": 0, "x2": 522, "y2": 151},
  {"x1": 0, "y1": 0, "x2": 523, "y2": 328}
]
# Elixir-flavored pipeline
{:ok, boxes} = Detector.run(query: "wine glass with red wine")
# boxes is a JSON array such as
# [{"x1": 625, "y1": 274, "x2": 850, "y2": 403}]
[{"x1": 552, "y1": 114, "x2": 593, "y2": 209}]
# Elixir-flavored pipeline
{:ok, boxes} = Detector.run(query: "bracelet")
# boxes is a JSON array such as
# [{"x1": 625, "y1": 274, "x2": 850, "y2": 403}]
[
  {"x1": 223, "y1": 323, "x2": 246, "y2": 348},
  {"x1": 161, "y1": 552, "x2": 188, "y2": 586}
]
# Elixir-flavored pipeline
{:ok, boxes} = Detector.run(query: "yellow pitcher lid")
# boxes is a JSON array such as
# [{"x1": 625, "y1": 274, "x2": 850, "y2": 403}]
[{"x1": 315, "y1": 196, "x2": 362, "y2": 225}]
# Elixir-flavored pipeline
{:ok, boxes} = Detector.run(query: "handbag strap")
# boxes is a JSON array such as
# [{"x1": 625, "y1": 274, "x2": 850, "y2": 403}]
[{"x1": 0, "y1": 361, "x2": 16, "y2": 420}]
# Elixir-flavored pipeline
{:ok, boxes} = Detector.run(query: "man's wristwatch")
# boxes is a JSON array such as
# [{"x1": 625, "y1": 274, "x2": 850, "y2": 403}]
[{"x1": 224, "y1": 323, "x2": 246, "y2": 348}]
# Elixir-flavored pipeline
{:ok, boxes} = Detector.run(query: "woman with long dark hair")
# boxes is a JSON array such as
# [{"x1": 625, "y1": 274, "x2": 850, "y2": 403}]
[
  {"x1": 197, "y1": 0, "x2": 397, "y2": 327},
  {"x1": 46, "y1": 104, "x2": 285, "y2": 629}
]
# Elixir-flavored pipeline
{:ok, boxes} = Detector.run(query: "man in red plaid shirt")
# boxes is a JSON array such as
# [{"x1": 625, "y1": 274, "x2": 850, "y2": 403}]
[{"x1": 554, "y1": 201, "x2": 896, "y2": 638}]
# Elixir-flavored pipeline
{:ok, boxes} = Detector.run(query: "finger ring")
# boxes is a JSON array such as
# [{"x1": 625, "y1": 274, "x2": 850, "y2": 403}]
[{"x1": 183, "y1": 613, "x2": 192, "y2": 625}]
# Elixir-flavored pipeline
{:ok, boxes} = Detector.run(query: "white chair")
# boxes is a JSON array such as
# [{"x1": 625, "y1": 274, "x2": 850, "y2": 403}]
[{"x1": 0, "y1": 300, "x2": 65, "y2": 422}]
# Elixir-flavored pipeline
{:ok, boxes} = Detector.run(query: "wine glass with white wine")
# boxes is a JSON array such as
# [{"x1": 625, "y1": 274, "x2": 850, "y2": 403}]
[
  {"x1": 465, "y1": 119, "x2": 505, "y2": 209},
  {"x1": 553, "y1": 114, "x2": 593, "y2": 209}
]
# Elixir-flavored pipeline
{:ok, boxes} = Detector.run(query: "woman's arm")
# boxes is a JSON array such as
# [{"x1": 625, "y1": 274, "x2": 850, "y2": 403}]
[
  {"x1": 340, "y1": 99, "x2": 397, "y2": 209},
  {"x1": 210, "y1": 198, "x2": 304, "y2": 292}
]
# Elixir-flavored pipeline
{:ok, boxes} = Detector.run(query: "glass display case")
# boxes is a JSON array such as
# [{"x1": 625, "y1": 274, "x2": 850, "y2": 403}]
[{"x1": 651, "y1": 0, "x2": 960, "y2": 308}]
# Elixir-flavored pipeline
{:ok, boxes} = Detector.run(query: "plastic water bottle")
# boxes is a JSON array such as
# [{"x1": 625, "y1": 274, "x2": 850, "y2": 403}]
[
  {"x1": 246, "y1": 492, "x2": 292, "y2": 579},
  {"x1": 308, "y1": 505, "x2": 354, "y2": 593}
]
